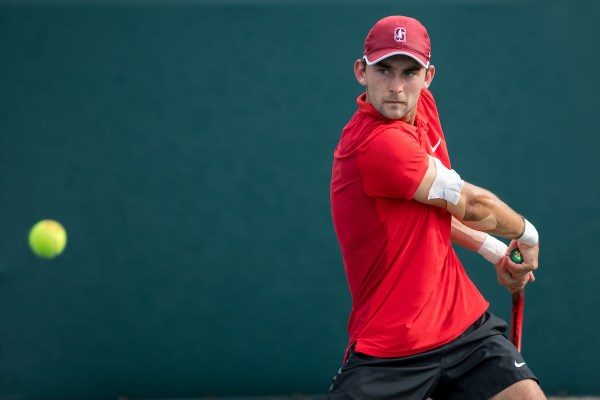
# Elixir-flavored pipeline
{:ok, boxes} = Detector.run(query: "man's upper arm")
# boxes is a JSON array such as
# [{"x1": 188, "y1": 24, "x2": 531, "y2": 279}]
[
  {"x1": 358, "y1": 128, "x2": 429, "y2": 199},
  {"x1": 413, "y1": 156, "x2": 446, "y2": 207},
  {"x1": 359, "y1": 128, "x2": 469, "y2": 223}
]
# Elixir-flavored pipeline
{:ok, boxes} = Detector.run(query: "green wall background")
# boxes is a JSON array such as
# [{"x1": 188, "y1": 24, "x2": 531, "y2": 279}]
[{"x1": 0, "y1": 1, "x2": 598, "y2": 398}]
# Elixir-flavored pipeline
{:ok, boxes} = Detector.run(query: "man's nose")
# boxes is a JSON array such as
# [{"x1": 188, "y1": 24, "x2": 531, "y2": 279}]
[{"x1": 389, "y1": 75, "x2": 404, "y2": 93}]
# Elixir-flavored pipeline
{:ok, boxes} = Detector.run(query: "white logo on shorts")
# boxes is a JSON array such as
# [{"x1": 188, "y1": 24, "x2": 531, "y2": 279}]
[
  {"x1": 394, "y1": 27, "x2": 407, "y2": 43},
  {"x1": 514, "y1": 361, "x2": 526, "y2": 368}
]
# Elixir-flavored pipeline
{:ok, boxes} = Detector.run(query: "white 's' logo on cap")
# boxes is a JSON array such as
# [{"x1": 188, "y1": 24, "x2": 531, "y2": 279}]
[{"x1": 394, "y1": 27, "x2": 407, "y2": 43}]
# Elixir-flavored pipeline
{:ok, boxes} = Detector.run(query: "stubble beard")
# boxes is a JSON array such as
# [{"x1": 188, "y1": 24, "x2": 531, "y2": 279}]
[{"x1": 367, "y1": 89, "x2": 414, "y2": 121}]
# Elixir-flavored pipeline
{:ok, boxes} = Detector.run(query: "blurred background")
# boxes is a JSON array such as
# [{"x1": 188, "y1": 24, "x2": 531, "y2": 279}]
[{"x1": 0, "y1": 0, "x2": 598, "y2": 399}]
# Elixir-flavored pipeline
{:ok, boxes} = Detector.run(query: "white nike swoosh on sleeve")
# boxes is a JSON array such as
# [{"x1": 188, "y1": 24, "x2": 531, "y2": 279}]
[{"x1": 431, "y1": 137, "x2": 442, "y2": 152}]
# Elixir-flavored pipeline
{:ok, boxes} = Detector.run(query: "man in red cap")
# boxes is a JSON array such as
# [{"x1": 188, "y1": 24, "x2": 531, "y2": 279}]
[{"x1": 328, "y1": 15, "x2": 545, "y2": 399}]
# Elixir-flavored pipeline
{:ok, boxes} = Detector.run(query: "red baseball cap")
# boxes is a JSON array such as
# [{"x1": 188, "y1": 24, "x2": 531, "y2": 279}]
[{"x1": 363, "y1": 16, "x2": 431, "y2": 68}]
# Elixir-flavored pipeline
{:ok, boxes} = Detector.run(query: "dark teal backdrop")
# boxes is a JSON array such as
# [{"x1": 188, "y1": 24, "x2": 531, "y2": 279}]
[{"x1": 0, "y1": 1, "x2": 598, "y2": 399}]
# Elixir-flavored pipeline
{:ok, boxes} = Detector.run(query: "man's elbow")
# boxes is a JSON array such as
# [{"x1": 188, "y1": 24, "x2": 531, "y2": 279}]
[{"x1": 462, "y1": 184, "x2": 498, "y2": 222}]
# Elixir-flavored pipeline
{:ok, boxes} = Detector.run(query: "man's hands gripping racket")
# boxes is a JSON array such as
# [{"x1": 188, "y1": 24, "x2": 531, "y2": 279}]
[
  {"x1": 504, "y1": 231, "x2": 539, "y2": 353},
  {"x1": 510, "y1": 247, "x2": 537, "y2": 352}
]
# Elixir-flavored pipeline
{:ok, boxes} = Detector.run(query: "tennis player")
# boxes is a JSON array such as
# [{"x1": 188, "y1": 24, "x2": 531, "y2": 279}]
[{"x1": 328, "y1": 15, "x2": 545, "y2": 399}]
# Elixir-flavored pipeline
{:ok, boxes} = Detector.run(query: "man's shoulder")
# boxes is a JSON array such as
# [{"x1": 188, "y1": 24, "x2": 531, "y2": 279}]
[
  {"x1": 418, "y1": 88, "x2": 441, "y2": 122},
  {"x1": 358, "y1": 123, "x2": 420, "y2": 154},
  {"x1": 418, "y1": 88, "x2": 437, "y2": 108}
]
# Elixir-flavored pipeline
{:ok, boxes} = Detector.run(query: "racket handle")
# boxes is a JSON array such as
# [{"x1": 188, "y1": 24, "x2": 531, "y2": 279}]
[
  {"x1": 509, "y1": 247, "x2": 524, "y2": 352},
  {"x1": 510, "y1": 290, "x2": 524, "y2": 352}
]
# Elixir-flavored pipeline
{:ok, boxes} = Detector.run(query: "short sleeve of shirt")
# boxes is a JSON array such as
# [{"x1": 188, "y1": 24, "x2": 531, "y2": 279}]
[{"x1": 358, "y1": 126, "x2": 429, "y2": 200}]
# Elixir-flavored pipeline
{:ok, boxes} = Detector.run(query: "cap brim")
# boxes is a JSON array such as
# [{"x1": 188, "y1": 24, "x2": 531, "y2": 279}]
[{"x1": 364, "y1": 50, "x2": 429, "y2": 68}]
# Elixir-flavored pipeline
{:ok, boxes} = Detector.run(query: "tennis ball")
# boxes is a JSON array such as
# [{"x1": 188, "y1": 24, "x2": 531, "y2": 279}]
[{"x1": 28, "y1": 220, "x2": 67, "y2": 259}]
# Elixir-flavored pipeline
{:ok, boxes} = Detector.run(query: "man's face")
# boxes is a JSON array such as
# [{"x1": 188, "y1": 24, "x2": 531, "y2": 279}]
[{"x1": 354, "y1": 55, "x2": 434, "y2": 123}]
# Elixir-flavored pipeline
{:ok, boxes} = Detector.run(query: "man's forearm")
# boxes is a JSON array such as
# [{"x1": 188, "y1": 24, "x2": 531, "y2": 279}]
[
  {"x1": 413, "y1": 157, "x2": 535, "y2": 244},
  {"x1": 450, "y1": 217, "x2": 487, "y2": 251},
  {"x1": 451, "y1": 216, "x2": 509, "y2": 265},
  {"x1": 447, "y1": 183, "x2": 526, "y2": 240}
]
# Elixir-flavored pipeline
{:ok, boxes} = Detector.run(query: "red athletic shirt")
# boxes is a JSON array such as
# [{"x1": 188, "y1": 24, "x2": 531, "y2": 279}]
[{"x1": 330, "y1": 89, "x2": 489, "y2": 358}]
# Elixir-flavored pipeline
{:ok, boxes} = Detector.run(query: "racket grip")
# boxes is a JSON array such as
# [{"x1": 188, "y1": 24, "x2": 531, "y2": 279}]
[
  {"x1": 510, "y1": 290, "x2": 524, "y2": 352},
  {"x1": 509, "y1": 248, "x2": 524, "y2": 351}
]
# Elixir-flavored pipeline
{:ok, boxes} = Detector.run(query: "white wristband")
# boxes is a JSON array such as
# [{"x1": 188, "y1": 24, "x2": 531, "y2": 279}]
[
  {"x1": 477, "y1": 234, "x2": 507, "y2": 265},
  {"x1": 517, "y1": 218, "x2": 539, "y2": 246}
]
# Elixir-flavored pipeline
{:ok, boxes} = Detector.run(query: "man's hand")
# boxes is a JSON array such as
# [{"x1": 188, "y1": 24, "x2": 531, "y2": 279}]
[
  {"x1": 494, "y1": 244, "x2": 537, "y2": 293},
  {"x1": 513, "y1": 239, "x2": 539, "y2": 271}
]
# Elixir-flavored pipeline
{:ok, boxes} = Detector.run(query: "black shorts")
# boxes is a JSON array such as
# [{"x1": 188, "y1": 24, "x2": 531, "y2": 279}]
[{"x1": 327, "y1": 312, "x2": 538, "y2": 400}]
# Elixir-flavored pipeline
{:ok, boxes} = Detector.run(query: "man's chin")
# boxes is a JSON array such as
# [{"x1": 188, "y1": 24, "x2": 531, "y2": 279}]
[{"x1": 382, "y1": 111, "x2": 408, "y2": 120}]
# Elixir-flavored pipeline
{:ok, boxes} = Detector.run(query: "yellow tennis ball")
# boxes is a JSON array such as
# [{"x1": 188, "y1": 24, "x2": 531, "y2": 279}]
[{"x1": 28, "y1": 220, "x2": 67, "y2": 259}]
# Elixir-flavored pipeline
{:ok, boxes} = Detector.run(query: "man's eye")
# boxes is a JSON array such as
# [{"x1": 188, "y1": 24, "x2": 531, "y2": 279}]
[
  {"x1": 378, "y1": 69, "x2": 390, "y2": 75},
  {"x1": 404, "y1": 71, "x2": 417, "y2": 77}
]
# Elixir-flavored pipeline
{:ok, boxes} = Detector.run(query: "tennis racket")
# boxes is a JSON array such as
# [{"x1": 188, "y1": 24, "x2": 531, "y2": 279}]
[{"x1": 509, "y1": 248, "x2": 524, "y2": 352}]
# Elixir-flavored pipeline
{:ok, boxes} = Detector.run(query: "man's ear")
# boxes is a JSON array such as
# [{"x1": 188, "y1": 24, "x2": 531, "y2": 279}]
[
  {"x1": 354, "y1": 59, "x2": 367, "y2": 87},
  {"x1": 423, "y1": 65, "x2": 435, "y2": 89}
]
